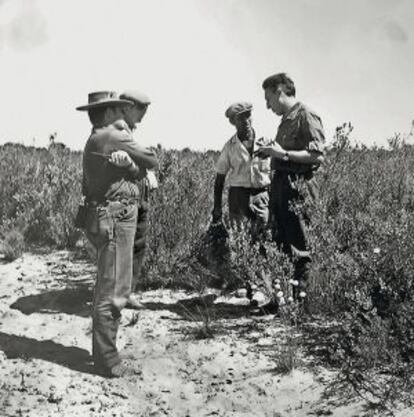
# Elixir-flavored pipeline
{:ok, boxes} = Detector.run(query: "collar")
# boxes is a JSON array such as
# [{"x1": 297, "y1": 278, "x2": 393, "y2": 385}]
[
  {"x1": 230, "y1": 129, "x2": 256, "y2": 144},
  {"x1": 282, "y1": 101, "x2": 302, "y2": 121}
]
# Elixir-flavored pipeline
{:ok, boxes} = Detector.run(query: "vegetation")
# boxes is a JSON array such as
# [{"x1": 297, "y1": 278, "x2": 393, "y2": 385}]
[{"x1": 1, "y1": 126, "x2": 414, "y2": 414}]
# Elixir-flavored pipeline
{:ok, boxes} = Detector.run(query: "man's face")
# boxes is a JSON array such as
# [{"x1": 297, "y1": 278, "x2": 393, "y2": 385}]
[
  {"x1": 264, "y1": 87, "x2": 283, "y2": 116},
  {"x1": 124, "y1": 103, "x2": 148, "y2": 128},
  {"x1": 231, "y1": 111, "x2": 252, "y2": 135},
  {"x1": 105, "y1": 106, "x2": 124, "y2": 123}
]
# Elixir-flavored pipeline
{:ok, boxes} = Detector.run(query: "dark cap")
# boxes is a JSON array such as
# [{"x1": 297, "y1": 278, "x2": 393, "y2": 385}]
[
  {"x1": 119, "y1": 90, "x2": 151, "y2": 107},
  {"x1": 225, "y1": 102, "x2": 252, "y2": 120}
]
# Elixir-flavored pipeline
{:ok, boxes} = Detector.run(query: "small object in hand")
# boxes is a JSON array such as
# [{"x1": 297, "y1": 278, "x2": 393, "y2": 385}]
[{"x1": 253, "y1": 148, "x2": 269, "y2": 159}]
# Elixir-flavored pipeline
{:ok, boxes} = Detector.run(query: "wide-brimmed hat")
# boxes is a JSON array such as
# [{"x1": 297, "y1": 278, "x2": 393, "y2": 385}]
[
  {"x1": 225, "y1": 102, "x2": 253, "y2": 120},
  {"x1": 76, "y1": 91, "x2": 134, "y2": 111}
]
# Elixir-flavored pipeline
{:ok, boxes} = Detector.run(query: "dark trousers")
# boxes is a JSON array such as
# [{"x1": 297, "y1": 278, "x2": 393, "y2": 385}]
[
  {"x1": 132, "y1": 201, "x2": 149, "y2": 292},
  {"x1": 86, "y1": 201, "x2": 138, "y2": 371},
  {"x1": 228, "y1": 187, "x2": 269, "y2": 298},
  {"x1": 228, "y1": 186, "x2": 269, "y2": 238},
  {"x1": 270, "y1": 172, "x2": 318, "y2": 294}
]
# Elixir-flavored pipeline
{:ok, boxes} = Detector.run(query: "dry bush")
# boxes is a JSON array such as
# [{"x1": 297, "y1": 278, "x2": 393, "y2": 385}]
[
  {"x1": 3, "y1": 131, "x2": 414, "y2": 411},
  {"x1": 0, "y1": 142, "x2": 82, "y2": 248},
  {"x1": 1, "y1": 228, "x2": 25, "y2": 261},
  {"x1": 301, "y1": 126, "x2": 414, "y2": 412}
]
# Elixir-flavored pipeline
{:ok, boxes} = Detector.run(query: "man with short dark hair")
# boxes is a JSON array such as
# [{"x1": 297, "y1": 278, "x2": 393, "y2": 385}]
[
  {"x1": 77, "y1": 91, "x2": 158, "y2": 377},
  {"x1": 257, "y1": 73, "x2": 325, "y2": 302},
  {"x1": 212, "y1": 102, "x2": 272, "y2": 236}
]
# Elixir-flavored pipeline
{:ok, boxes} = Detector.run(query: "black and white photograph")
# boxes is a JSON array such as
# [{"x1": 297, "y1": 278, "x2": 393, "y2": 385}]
[{"x1": 0, "y1": 0, "x2": 413, "y2": 416}]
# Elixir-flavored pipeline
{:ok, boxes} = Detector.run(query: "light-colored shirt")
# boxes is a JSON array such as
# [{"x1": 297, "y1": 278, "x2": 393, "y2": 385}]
[{"x1": 216, "y1": 134, "x2": 272, "y2": 188}]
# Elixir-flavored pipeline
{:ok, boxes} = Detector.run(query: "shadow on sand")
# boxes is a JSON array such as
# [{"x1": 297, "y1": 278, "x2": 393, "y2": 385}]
[
  {"x1": 10, "y1": 283, "x2": 92, "y2": 318},
  {"x1": 0, "y1": 331, "x2": 93, "y2": 374},
  {"x1": 141, "y1": 293, "x2": 252, "y2": 321},
  {"x1": 11, "y1": 290, "x2": 253, "y2": 321}
]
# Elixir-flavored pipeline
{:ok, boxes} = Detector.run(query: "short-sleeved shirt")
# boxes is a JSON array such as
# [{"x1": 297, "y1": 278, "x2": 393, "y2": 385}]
[
  {"x1": 216, "y1": 133, "x2": 272, "y2": 188},
  {"x1": 272, "y1": 102, "x2": 325, "y2": 174},
  {"x1": 83, "y1": 120, "x2": 158, "y2": 203}
]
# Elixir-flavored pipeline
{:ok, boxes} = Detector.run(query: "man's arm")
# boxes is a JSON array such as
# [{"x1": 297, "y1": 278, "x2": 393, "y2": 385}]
[
  {"x1": 108, "y1": 150, "x2": 147, "y2": 180},
  {"x1": 110, "y1": 130, "x2": 158, "y2": 170},
  {"x1": 212, "y1": 173, "x2": 226, "y2": 223},
  {"x1": 212, "y1": 143, "x2": 231, "y2": 222},
  {"x1": 255, "y1": 143, "x2": 323, "y2": 164},
  {"x1": 255, "y1": 111, "x2": 325, "y2": 165}
]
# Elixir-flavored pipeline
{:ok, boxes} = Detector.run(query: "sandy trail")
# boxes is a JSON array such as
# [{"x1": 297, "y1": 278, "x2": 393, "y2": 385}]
[{"x1": 0, "y1": 249, "x2": 400, "y2": 417}]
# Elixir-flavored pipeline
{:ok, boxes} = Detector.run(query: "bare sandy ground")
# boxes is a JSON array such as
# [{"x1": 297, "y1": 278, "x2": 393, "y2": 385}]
[{"x1": 0, "y1": 249, "x2": 410, "y2": 417}]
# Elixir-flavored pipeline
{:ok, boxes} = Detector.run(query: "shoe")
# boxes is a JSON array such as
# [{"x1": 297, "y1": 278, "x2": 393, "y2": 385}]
[
  {"x1": 97, "y1": 362, "x2": 142, "y2": 378},
  {"x1": 250, "y1": 301, "x2": 279, "y2": 316},
  {"x1": 125, "y1": 294, "x2": 144, "y2": 309}
]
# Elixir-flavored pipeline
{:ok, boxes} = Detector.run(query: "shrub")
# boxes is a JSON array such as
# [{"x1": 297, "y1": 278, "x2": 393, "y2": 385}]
[
  {"x1": 1, "y1": 228, "x2": 25, "y2": 261},
  {"x1": 3, "y1": 129, "x2": 414, "y2": 410},
  {"x1": 301, "y1": 126, "x2": 414, "y2": 411},
  {"x1": 0, "y1": 143, "x2": 82, "y2": 248}
]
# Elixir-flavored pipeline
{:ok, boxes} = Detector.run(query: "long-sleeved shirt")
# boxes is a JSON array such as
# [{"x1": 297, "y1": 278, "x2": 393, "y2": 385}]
[{"x1": 82, "y1": 119, "x2": 158, "y2": 203}]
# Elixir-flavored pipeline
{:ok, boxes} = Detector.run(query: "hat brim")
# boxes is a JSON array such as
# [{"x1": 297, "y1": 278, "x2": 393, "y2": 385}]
[{"x1": 76, "y1": 99, "x2": 134, "y2": 111}]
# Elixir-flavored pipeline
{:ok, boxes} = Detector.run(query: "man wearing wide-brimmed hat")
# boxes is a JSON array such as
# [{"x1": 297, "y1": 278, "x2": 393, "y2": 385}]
[
  {"x1": 212, "y1": 101, "x2": 272, "y2": 234},
  {"x1": 77, "y1": 91, "x2": 158, "y2": 377}
]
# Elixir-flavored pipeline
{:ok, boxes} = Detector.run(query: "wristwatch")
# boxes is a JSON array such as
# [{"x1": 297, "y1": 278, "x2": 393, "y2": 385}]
[{"x1": 282, "y1": 151, "x2": 289, "y2": 162}]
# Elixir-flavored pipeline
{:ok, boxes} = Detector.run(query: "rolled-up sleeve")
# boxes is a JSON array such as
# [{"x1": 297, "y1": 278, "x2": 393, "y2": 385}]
[
  {"x1": 300, "y1": 110, "x2": 325, "y2": 154},
  {"x1": 216, "y1": 144, "x2": 230, "y2": 175}
]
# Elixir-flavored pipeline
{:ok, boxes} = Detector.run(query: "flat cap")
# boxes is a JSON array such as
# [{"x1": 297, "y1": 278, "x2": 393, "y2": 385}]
[
  {"x1": 225, "y1": 102, "x2": 252, "y2": 119},
  {"x1": 119, "y1": 90, "x2": 151, "y2": 106}
]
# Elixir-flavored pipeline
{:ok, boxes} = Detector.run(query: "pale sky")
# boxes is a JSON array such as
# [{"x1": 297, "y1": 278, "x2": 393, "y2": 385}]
[{"x1": 0, "y1": 0, "x2": 413, "y2": 150}]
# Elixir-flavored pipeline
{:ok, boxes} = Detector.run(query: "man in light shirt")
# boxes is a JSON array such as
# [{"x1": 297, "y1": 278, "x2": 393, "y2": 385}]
[
  {"x1": 212, "y1": 102, "x2": 272, "y2": 237},
  {"x1": 119, "y1": 90, "x2": 157, "y2": 309}
]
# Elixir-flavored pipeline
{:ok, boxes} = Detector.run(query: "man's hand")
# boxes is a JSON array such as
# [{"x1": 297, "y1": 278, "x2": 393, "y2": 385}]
[
  {"x1": 212, "y1": 207, "x2": 222, "y2": 224},
  {"x1": 109, "y1": 150, "x2": 133, "y2": 167},
  {"x1": 255, "y1": 143, "x2": 285, "y2": 159}
]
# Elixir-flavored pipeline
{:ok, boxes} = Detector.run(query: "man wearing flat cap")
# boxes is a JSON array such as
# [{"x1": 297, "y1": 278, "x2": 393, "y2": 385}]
[
  {"x1": 212, "y1": 102, "x2": 272, "y2": 235},
  {"x1": 118, "y1": 90, "x2": 158, "y2": 309},
  {"x1": 77, "y1": 91, "x2": 158, "y2": 377}
]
